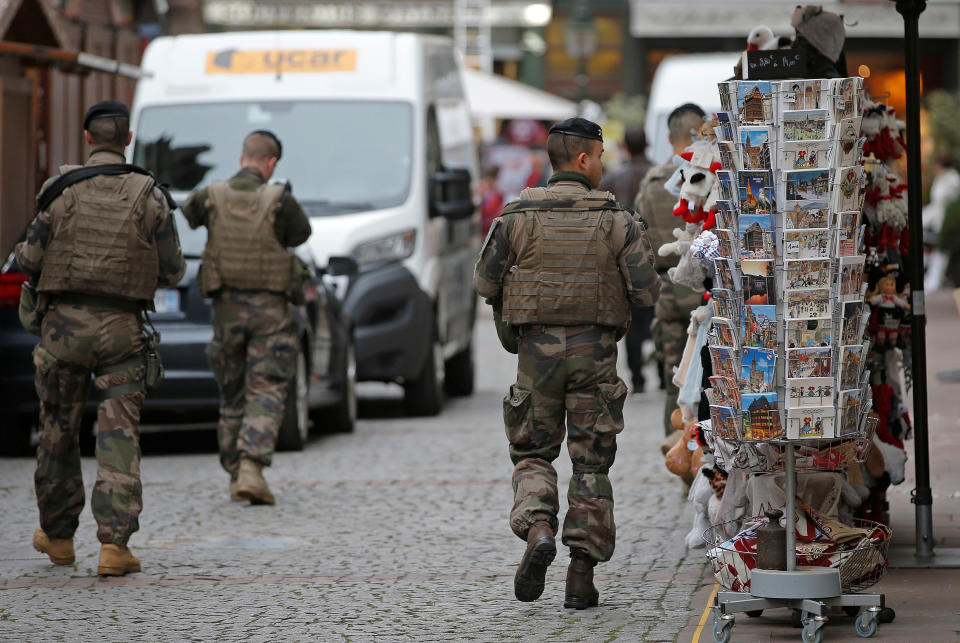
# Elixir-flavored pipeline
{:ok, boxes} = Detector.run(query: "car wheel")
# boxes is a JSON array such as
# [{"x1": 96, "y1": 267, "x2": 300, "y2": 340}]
[
  {"x1": 443, "y1": 339, "x2": 474, "y2": 397},
  {"x1": 315, "y1": 337, "x2": 357, "y2": 433},
  {"x1": 403, "y1": 338, "x2": 444, "y2": 416},
  {"x1": 0, "y1": 415, "x2": 33, "y2": 457},
  {"x1": 277, "y1": 349, "x2": 309, "y2": 451}
]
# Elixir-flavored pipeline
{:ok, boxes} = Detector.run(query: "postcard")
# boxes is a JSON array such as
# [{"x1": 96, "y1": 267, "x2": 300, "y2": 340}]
[
  {"x1": 840, "y1": 301, "x2": 865, "y2": 346},
  {"x1": 787, "y1": 377, "x2": 835, "y2": 409},
  {"x1": 838, "y1": 388, "x2": 862, "y2": 436},
  {"x1": 714, "y1": 230, "x2": 736, "y2": 260},
  {"x1": 838, "y1": 255, "x2": 866, "y2": 301},
  {"x1": 742, "y1": 263, "x2": 776, "y2": 306},
  {"x1": 710, "y1": 345, "x2": 739, "y2": 380},
  {"x1": 740, "y1": 346, "x2": 776, "y2": 393},
  {"x1": 833, "y1": 116, "x2": 863, "y2": 167},
  {"x1": 839, "y1": 344, "x2": 866, "y2": 388},
  {"x1": 737, "y1": 80, "x2": 773, "y2": 123},
  {"x1": 739, "y1": 214, "x2": 775, "y2": 259},
  {"x1": 742, "y1": 304, "x2": 777, "y2": 349},
  {"x1": 717, "y1": 170, "x2": 735, "y2": 202},
  {"x1": 834, "y1": 166, "x2": 863, "y2": 213},
  {"x1": 787, "y1": 318, "x2": 832, "y2": 349},
  {"x1": 785, "y1": 287, "x2": 831, "y2": 320},
  {"x1": 783, "y1": 228, "x2": 831, "y2": 260},
  {"x1": 783, "y1": 200, "x2": 830, "y2": 230},
  {"x1": 784, "y1": 140, "x2": 831, "y2": 170},
  {"x1": 711, "y1": 316, "x2": 738, "y2": 349},
  {"x1": 787, "y1": 407, "x2": 836, "y2": 439},
  {"x1": 718, "y1": 82, "x2": 734, "y2": 113},
  {"x1": 785, "y1": 168, "x2": 832, "y2": 201},
  {"x1": 711, "y1": 288, "x2": 740, "y2": 322},
  {"x1": 787, "y1": 346, "x2": 832, "y2": 378},
  {"x1": 739, "y1": 127, "x2": 773, "y2": 170},
  {"x1": 718, "y1": 140, "x2": 739, "y2": 172},
  {"x1": 715, "y1": 200, "x2": 735, "y2": 229},
  {"x1": 711, "y1": 405, "x2": 741, "y2": 440},
  {"x1": 742, "y1": 392, "x2": 784, "y2": 440},
  {"x1": 782, "y1": 109, "x2": 829, "y2": 141},
  {"x1": 832, "y1": 77, "x2": 860, "y2": 121},
  {"x1": 709, "y1": 375, "x2": 741, "y2": 409},
  {"x1": 738, "y1": 170, "x2": 776, "y2": 214},
  {"x1": 716, "y1": 111, "x2": 735, "y2": 140},
  {"x1": 836, "y1": 210, "x2": 860, "y2": 256},
  {"x1": 784, "y1": 259, "x2": 831, "y2": 290}
]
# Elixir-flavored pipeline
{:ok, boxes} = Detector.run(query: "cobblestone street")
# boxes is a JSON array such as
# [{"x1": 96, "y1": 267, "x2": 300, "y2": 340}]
[{"x1": 0, "y1": 313, "x2": 705, "y2": 641}]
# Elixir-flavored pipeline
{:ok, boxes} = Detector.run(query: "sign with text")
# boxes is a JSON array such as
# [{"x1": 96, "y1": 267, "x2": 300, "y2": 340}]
[
  {"x1": 743, "y1": 50, "x2": 807, "y2": 80},
  {"x1": 205, "y1": 48, "x2": 357, "y2": 74}
]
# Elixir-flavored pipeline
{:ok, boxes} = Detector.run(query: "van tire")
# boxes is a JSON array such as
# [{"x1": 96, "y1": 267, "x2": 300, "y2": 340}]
[
  {"x1": 444, "y1": 341, "x2": 474, "y2": 397},
  {"x1": 313, "y1": 338, "x2": 357, "y2": 434},
  {"x1": 404, "y1": 340, "x2": 444, "y2": 416},
  {"x1": 278, "y1": 350, "x2": 309, "y2": 451}
]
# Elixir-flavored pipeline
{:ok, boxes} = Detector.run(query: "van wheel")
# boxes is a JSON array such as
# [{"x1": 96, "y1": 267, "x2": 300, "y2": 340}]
[
  {"x1": 314, "y1": 338, "x2": 357, "y2": 433},
  {"x1": 444, "y1": 340, "x2": 474, "y2": 396},
  {"x1": 404, "y1": 340, "x2": 444, "y2": 416},
  {"x1": 278, "y1": 350, "x2": 309, "y2": 451}
]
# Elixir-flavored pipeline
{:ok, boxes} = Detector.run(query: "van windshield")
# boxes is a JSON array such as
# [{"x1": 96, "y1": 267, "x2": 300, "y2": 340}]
[{"x1": 133, "y1": 100, "x2": 414, "y2": 216}]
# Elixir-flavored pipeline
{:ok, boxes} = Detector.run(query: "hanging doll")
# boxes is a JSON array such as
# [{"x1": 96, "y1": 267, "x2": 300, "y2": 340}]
[{"x1": 867, "y1": 274, "x2": 910, "y2": 349}]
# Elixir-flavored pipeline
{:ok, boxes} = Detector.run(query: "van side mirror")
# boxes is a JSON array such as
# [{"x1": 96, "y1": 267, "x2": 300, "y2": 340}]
[
  {"x1": 430, "y1": 167, "x2": 474, "y2": 220},
  {"x1": 326, "y1": 256, "x2": 359, "y2": 277}
]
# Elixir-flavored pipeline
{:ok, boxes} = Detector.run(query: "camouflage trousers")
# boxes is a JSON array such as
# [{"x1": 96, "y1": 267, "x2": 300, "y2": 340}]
[
  {"x1": 33, "y1": 302, "x2": 146, "y2": 546},
  {"x1": 652, "y1": 274, "x2": 701, "y2": 435},
  {"x1": 207, "y1": 290, "x2": 296, "y2": 476},
  {"x1": 504, "y1": 324, "x2": 628, "y2": 563}
]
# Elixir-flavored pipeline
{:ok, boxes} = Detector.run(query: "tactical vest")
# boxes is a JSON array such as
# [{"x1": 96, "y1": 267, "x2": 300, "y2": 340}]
[
  {"x1": 637, "y1": 163, "x2": 681, "y2": 274},
  {"x1": 202, "y1": 181, "x2": 291, "y2": 294},
  {"x1": 501, "y1": 186, "x2": 630, "y2": 330},
  {"x1": 38, "y1": 165, "x2": 159, "y2": 301}
]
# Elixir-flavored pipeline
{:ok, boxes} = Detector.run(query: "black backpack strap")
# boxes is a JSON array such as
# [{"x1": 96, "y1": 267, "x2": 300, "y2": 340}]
[{"x1": 37, "y1": 163, "x2": 177, "y2": 213}]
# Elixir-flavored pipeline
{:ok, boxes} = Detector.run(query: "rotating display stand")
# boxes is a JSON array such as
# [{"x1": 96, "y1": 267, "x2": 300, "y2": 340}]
[{"x1": 698, "y1": 78, "x2": 890, "y2": 641}]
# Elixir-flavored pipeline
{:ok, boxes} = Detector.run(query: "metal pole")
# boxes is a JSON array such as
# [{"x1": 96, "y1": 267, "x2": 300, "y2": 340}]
[
  {"x1": 785, "y1": 445, "x2": 796, "y2": 571},
  {"x1": 895, "y1": 0, "x2": 934, "y2": 558}
]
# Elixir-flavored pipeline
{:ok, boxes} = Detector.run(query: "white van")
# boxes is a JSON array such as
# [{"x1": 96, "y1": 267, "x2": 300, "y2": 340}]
[
  {"x1": 645, "y1": 53, "x2": 740, "y2": 165},
  {"x1": 130, "y1": 30, "x2": 479, "y2": 416}
]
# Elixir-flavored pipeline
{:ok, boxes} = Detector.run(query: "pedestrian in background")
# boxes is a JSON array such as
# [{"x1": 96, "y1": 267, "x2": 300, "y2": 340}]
[
  {"x1": 601, "y1": 126, "x2": 655, "y2": 393},
  {"x1": 475, "y1": 117, "x2": 660, "y2": 609},
  {"x1": 17, "y1": 100, "x2": 185, "y2": 576},
  {"x1": 480, "y1": 165, "x2": 504, "y2": 237},
  {"x1": 634, "y1": 103, "x2": 706, "y2": 437},
  {"x1": 183, "y1": 130, "x2": 311, "y2": 505}
]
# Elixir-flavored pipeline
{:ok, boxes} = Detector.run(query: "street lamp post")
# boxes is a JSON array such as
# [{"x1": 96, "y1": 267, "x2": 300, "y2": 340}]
[
  {"x1": 564, "y1": 0, "x2": 596, "y2": 103},
  {"x1": 893, "y1": 0, "x2": 933, "y2": 559}
]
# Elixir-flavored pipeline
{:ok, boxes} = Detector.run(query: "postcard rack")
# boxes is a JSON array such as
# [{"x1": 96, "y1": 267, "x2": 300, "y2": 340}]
[{"x1": 703, "y1": 78, "x2": 887, "y2": 642}]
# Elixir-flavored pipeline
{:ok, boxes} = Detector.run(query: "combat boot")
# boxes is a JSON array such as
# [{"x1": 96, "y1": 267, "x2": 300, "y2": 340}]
[
  {"x1": 97, "y1": 544, "x2": 141, "y2": 576},
  {"x1": 32, "y1": 528, "x2": 74, "y2": 565},
  {"x1": 229, "y1": 474, "x2": 243, "y2": 502},
  {"x1": 235, "y1": 458, "x2": 275, "y2": 505},
  {"x1": 514, "y1": 520, "x2": 556, "y2": 602},
  {"x1": 564, "y1": 550, "x2": 599, "y2": 609}
]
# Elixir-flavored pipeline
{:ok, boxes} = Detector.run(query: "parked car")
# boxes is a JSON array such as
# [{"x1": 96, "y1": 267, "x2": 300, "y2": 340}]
[{"x1": 0, "y1": 213, "x2": 357, "y2": 456}]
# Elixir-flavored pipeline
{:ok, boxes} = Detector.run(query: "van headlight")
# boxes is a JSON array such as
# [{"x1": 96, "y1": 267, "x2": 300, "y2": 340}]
[{"x1": 352, "y1": 230, "x2": 416, "y2": 267}]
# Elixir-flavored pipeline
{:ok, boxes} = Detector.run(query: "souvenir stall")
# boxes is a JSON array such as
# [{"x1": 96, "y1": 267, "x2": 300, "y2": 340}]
[{"x1": 662, "y1": 76, "x2": 900, "y2": 642}]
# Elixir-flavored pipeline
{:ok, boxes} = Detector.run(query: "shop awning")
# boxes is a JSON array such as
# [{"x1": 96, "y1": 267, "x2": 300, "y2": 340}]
[
  {"x1": 461, "y1": 67, "x2": 577, "y2": 121},
  {"x1": 0, "y1": 41, "x2": 149, "y2": 78}
]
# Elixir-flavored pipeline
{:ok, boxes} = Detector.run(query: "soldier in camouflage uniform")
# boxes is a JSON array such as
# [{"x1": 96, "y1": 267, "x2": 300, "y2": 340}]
[
  {"x1": 475, "y1": 118, "x2": 661, "y2": 609},
  {"x1": 634, "y1": 103, "x2": 706, "y2": 436},
  {"x1": 183, "y1": 130, "x2": 311, "y2": 505},
  {"x1": 16, "y1": 100, "x2": 185, "y2": 576}
]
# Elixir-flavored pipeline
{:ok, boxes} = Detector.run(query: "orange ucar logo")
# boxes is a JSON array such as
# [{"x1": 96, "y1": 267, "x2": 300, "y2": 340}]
[{"x1": 205, "y1": 49, "x2": 357, "y2": 74}]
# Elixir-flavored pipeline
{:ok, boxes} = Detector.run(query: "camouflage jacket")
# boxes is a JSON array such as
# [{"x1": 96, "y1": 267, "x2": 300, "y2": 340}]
[{"x1": 634, "y1": 162, "x2": 682, "y2": 274}]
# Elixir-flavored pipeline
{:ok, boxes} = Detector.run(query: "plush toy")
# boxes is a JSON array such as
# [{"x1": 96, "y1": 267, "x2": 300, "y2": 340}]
[
  {"x1": 862, "y1": 100, "x2": 906, "y2": 162},
  {"x1": 867, "y1": 274, "x2": 910, "y2": 349},
  {"x1": 788, "y1": 5, "x2": 847, "y2": 78},
  {"x1": 665, "y1": 419, "x2": 704, "y2": 487},
  {"x1": 746, "y1": 25, "x2": 790, "y2": 51}
]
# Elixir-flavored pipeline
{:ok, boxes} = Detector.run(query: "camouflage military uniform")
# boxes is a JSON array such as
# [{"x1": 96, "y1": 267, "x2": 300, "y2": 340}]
[
  {"x1": 635, "y1": 163, "x2": 703, "y2": 435},
  {"x1": 15, "y1": 149, "x2": 185, "y2": 546},
  {"x1": 476, "y1": 172, "x2": 660, "y2": 562},
  {"x1": 182, "y1": 168, "x2": 311, "y2": 476}
]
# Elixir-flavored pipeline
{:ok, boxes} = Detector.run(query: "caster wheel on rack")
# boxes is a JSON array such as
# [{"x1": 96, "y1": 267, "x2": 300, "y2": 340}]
[
  {"x1": 878, "y1": 607, "x2": 896, "y2": 623},
  {"x1": 802, "y1": 623, "x2": 825, "y2": 643},
  {"x1": 712, "y1": 615, "x2": 734, "y2": 643},
  {"x1": 791, "y1": 609, "x2": 804, "y2": 628},
  {"x1": 843, "y1": 606, "x2": 861, "y2": 617},
  {"x1": 745, "y1": 609, "x2": 764, "y2": 618},
  {"x1": 855, "y1": 613, "x2": 878, "y2": 638}
]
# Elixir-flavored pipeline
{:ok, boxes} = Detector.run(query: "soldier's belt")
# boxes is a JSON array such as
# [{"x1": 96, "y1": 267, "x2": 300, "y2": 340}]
[{"x1": 54, "y1": 293, "x2": 144, "y2": 314}]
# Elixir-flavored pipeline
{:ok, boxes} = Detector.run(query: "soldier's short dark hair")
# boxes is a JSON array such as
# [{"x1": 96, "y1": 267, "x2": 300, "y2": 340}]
[
  {"x1": 667, "y1": 103, "x2": 706, "y2": 145},
  {"x1": 547, "y1": 132, "x2": 594, "y2": 169},
  {"x1": 624, "y1": 126, "x2": 647, "y2": 156},
  {"x1": 87, "y1": 116, "x2": 130, "y2": 147},
  {"x1": 242, "y1": 131, "x2": 281, "y2": 162}
]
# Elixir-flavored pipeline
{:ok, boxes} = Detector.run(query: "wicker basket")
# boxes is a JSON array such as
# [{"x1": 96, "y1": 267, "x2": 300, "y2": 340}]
[{"x1": 703, "y1": 517, "x2": 890, "y2": 593}]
